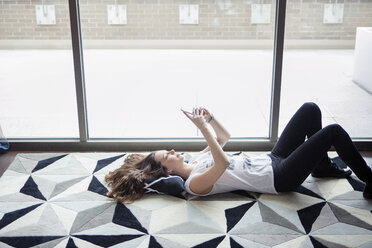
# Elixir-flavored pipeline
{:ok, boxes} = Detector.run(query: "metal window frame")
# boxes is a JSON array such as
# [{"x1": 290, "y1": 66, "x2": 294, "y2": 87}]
[
  {"x1": 69, "y1": 0, "x2": 88, "y2": 142},
  {"x1": 8, "y1": 0, "x2": 372, "y2": 152},
  {"x1": 269, "y1": 0, "x2": 286, "y2": 144}
]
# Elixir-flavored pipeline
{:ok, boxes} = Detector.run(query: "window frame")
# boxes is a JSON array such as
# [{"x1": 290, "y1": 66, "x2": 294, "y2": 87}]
[{"x1": 8, "y1": 0, "x2": 372, "y2": 151}]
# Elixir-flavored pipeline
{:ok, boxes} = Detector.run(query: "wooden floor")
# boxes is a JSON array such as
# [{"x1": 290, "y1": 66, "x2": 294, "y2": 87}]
[
  {"x1": 1, "y1": 151, "x2": 372, "y2": 177},
  {"x1": 0, "y1": 151, "x2": 18, "y2": 176}
]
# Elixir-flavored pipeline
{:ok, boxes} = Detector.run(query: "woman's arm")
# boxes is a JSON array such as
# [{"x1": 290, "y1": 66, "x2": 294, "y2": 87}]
[
  {"x1": 182, "y1": 108, "x2": 230, "y2": 194},
  {"x1": 200, "y1": 108, "x2": 231, "y2": 152}
]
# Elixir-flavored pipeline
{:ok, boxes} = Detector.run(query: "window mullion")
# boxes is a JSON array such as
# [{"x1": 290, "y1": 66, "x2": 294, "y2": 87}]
[
  {"x1": 69, "y1": 0, "x2": 89, "y2": 142},
  {"x1": 269, "y1": 0, "x2": 287, "y2": 143}
]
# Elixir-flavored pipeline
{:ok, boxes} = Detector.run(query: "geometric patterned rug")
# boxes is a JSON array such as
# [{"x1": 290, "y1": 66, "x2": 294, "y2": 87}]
[{"x1": 1, "y1": 153, "x2": 372, "y2": 248}]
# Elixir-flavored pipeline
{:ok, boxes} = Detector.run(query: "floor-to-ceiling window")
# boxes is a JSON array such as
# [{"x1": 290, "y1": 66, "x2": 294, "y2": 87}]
[
  {"x1": 1, "y1": 0, "x2": 371, "y2": 148},
  {"x1": 79, "y1": 0, "x2": 275, "y2": 139},
  {"x1": 0, "y1": 0, "x2": 79, "y2": 139},
  {"x1": 280, "y1": 0, "x2": 372, "y2": 138}
]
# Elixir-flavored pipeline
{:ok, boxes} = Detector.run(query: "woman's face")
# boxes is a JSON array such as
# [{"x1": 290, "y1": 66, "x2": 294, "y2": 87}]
[{"x1": 154, "y1": 149, "x2": 184, "y2": 171}]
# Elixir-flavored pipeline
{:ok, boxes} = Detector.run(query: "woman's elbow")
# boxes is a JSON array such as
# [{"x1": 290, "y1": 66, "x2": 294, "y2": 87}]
[
  {"x1": 222, "y1": 159, "x2": 230, "y2": 168},
  {"x1": 226, "y1": 133, "x2": 231, "y2": 141},
  {"x1": 219, "y1": 135, "x2": 230, "y2": 148}
]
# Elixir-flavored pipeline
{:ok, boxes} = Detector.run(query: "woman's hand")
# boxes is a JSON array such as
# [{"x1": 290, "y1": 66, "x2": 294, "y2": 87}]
[
  {"x1": 201, "y1": 107, "x2": 214, "y2": 124},
  {"x1": 182, "y1": 107, "x2": 208, "y2": 130}
]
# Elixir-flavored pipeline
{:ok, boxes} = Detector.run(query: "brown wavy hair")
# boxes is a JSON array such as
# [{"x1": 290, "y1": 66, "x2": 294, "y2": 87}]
[{"x1": 105, "y1": 152, "x2": 169, "y2": 204}]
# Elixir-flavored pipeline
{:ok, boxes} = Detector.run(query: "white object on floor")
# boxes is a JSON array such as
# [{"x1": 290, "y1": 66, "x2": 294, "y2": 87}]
[
  {"x1": 0, "y1": 124, "x2": 4, "y2": 139},
  {"x1": 353, "y1": 27, "x2": 372, "y2": 94}
]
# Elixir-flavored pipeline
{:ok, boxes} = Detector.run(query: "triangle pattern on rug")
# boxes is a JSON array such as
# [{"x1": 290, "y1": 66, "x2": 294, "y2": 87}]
[
  {"x1": 37, "y1": 237, "x2": 68, "y2": 248},
  {"x1": 31, "y1": 154, "x2": 68, "y2": 173},
  {"x1": 0, "y1": 175, "x2": 29, "y2": 199},
  {"x1": 310, "y1": 203, "x2": 339, "y2": 233},
  {"x1": 1, "y1": 152, "x2": 372, "y2": 247},
  {"x1": 225, "y1": 201, "x2": 256, "y2": 233},
  {"x1": 32, "y1": 155, "x2": 91, "y2": 176},
  {"x1": 125, "y1": 204, "x2": 153, "y2": 232},
  {"x1": 113, "y1": 203, "x2": 148, "y2": 234},
  {"x1": 150, "y1": 201, "x2": 225, "y2": 234},
  {"x1": 73, "y1": 234, "x2": 144, "y2": 247},
  {"x1": 311, "y1": 234, "x2": 372, "y2": 247},
  {"x1": 298, "y1": 202, "x2": 326, "y2": 234},
  {"x1": 75, "y1": 222, "x2": 145, "y2": 237},
  {"x1": 68, "y1": 202, "x2": 113, "y2": 234},
  {"x1": 229, "y1": 237, "x2": 244, "y2": 248},
  {"x1": 235, "y1": 233, "x2": 302, "y2": 247},
  {"x1": 311, "y1": 222, "x2": 372, "y2": 235},
  {"x1": 17, "y1": 156, "x2": 41, "y2": 174},
  {"x1": 148, "y1": 235, "x2": 163, "y2": 248},
  {"x1": 67, "y1": 237, "x2": 78, "y2": 248},
  {"x1": 270, "y1": 235, "x2": 311, "y2": 248},
  {"x1": 0, "y1": 203, "x2": 70, "y2": 237},
  {"x1": 0, "y1": 203, "x2": 42, "y2": 230},
  {"x1": 154, "y1": 234, "x2": 222, "y2": 247},
  {"x1": 229, "y1": 235, "x2": 271, "y2": 248},
  {"x1": 49, "y1": 176, "x2": 107, "y2": 202},
  {"x1": 19, "y1": 176, "x2": 46, "y2": 201},
  {"x1": 328, "y1": 202, "x2": 372, "y2": 230},
  {"x1": 295, "y1": 185, "x2": 325, "y2": 200},
  {"x1": 94, "y1": 154, "x2": 126, "y2": 173},
  {"x1": 260, "y1": 200, "x2": 306, "y2": 234},
  {"x1": 259, "y1": 201, "x2": 304, "y2": 234},
  {"x1": 228, "y1": 202, "x2": 264, "y2": 235},
  {"x1": 5, "y1": 157, "x2": 28, "y2": 174},
  {"x1": 193, "y1": 235, "x2": 225, "y2": 248},
  {"x1": 154, "y1": 235, "x2": 189, "y2": 248},
  {"x1": 88, "y1": 176, "x2": 109, "y2": 196},
  {"x1": 187, "y1": 202, "x2": 225, "y2": 233},
  {"x1": 312, "y1": 236, "x2": 350, "y2": 248},
  {"x1": 0, "y1": 236, "x2": 64, "y2": 248},
  {"x1": 33, "y1": 174, "x2": 88, "y2": 199},
  {"x1": 309, "y1": 236, "x2": 329, "y2": 248},
  {"x1": 156, "y1": 220, "x2": 221, "y2": 235},
  {"x1": 72, "y1": 204, "x2": 116, "y2": 234},
  {"x1": 188, "y1": 199, "x2": 245, "y2": 233}
]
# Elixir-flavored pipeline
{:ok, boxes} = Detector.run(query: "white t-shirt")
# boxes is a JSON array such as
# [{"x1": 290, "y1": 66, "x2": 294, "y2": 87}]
[{"x1": 184, "y1": 151, "x2": 278, "y2": 196}]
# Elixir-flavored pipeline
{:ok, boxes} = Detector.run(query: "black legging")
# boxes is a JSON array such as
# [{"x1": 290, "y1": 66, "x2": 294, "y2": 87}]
[{"x1": 271, "y1": 102, "x2": 372, "y2": 192}]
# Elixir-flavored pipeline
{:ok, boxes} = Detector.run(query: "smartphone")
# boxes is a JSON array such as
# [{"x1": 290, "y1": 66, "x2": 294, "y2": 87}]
[{"x1": 181, "y1": 109, "x2": 193, "y2": 115}]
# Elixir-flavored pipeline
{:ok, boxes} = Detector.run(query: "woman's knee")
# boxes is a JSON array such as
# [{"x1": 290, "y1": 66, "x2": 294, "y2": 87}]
[
  {"x1": 322, "y1": 124, "x2": 351, "y2": 147},
  {"x1": 302, "y1": 102, "x2": 320, "y2": 112},
  {"x1": 301, "y1": 102, "x2": 321, "y2": 117},
  {"x1": 324, "y1": 123, "x2": 342, "y2": 130},
  {"x1": 322, "y1": 124, "x2": 346, "y2": 140},
  {"x1": 324, "y1": 123, "x2": 343, "y2": 133}
]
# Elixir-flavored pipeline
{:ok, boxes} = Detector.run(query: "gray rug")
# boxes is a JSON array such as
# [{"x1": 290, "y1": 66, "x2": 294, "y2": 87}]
[{"x1": 0, "y1": 153, "x2": 372, "y2": 248}]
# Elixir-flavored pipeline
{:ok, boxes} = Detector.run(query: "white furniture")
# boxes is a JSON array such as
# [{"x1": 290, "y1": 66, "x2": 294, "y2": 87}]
[{"x1": 353, "y1": 27, "x2": 372, "y2": 94}]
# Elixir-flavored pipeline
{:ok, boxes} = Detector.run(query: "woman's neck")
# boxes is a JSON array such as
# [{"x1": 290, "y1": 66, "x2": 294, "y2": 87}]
[{"x1": 173, "y1": 162, "x2": 195, "y2": 180}]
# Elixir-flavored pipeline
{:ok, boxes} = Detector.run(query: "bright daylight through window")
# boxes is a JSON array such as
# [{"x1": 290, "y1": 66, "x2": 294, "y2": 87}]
[
  {"x1": 0, "y1": 0, "x2": 79, "y2": 138},
  {"x1": 80, "y1": 0, "x2": 274, "y2": 138},
  {"x1": 0, "y1": 0, "x2": 371, "y2": 141}
]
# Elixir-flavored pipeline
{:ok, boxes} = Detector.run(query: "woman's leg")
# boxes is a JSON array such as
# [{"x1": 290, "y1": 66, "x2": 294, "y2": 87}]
[
  {"x1": 274, "y1": 124, "x2": 372, "y2": 192},
  {"x1": 271, "y1": 102, "x2": 325, "y2": 159},
  {"x1": 271, "y1": 102, "x2": 350, "y2": 178}
]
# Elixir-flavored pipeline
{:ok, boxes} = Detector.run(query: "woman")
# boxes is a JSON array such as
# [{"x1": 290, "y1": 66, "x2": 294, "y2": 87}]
[{"x1": 105, "y1": 102, "x2": 372, "y2": 203}]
